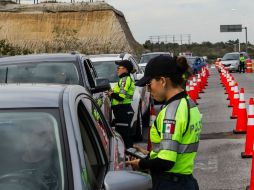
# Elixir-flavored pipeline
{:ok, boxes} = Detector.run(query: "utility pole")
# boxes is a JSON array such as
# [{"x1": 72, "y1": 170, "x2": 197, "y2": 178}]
[{"x1": 243, "y1": 26, "x2": 248, "y2": 53}]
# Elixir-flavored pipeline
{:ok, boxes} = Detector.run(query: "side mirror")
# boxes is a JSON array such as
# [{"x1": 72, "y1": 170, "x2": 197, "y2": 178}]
[
  {"x1": 104, "y1": 170, "x2": 152, "y2": 190},
  {"x1": 92, "y1": 78, "x2": 111, "y2": 93},
  {"x1": 136, "y1": 73, "x2": 144, "y2": 81}
]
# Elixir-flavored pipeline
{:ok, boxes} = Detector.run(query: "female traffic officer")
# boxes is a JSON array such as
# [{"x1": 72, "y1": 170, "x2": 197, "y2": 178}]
[
  {"x1": 106, "y1": 60, "x2": 135, "y2": 148},
  {"x1": 126, "y1": 55, "x2": 202, "y2": 190}
]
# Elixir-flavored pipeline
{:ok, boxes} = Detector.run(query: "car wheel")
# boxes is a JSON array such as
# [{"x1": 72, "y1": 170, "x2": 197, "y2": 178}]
[{"x1": 132, "y1": 105, "x2": 143, "y2": 142}]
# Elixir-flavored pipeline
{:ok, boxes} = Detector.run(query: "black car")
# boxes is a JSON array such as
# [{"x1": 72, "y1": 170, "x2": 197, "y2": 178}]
[
  {"x1": 0, "y1": 53, "x2": 112, "y2": 123},
  {"x1": 0, "y1": 84, "x2": 152, "y2": 190}
]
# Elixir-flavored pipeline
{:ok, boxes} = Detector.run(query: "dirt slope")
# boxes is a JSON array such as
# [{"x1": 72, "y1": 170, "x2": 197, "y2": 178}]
[{"x1": 0, "y1": 2, "x2": 142, "y2": 55}]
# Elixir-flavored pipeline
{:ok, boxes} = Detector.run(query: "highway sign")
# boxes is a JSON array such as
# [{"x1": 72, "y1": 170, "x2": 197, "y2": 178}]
[{"x1": 220, "y1": 25, "x2": 242, "y2": 32}]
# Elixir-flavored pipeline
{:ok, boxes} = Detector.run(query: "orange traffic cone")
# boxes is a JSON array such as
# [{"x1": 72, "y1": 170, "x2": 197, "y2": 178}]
[
  {"x1": 233, "y1": 88, "x2": 247, "y2": 134},
  {"x1": 246, "y1": 154, "x2": 254, "y2": 190},
  {"x1": 147, "y1": 101, "x2": 156, "y2": 151},
  {"x1": 230, "y1": 83, "x2": 239, "y2": 119},
  {"x1": 241, "y1": 98, "x2": 254, "y2": 158}
]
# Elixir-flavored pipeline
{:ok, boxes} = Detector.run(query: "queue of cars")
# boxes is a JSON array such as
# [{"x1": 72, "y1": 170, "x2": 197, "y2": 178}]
[
  {"x1": 0, "y1": 53, "x2": 152, "y2": 189},
  {"x1": 138, "y1": 52, "x2": 207, "y2": 75}
]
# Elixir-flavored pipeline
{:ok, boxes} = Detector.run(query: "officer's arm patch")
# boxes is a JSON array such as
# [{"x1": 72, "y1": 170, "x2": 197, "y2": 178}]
[{"x1": 162, "y1": 119, "x2": 176, "y2": 134}]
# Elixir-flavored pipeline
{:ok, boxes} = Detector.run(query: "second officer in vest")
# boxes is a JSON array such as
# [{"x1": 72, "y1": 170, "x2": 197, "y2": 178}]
[
  {"x1": 126, "y1": 55, "x2": 202, "y2": 190},
  {"x1": 107, "y1": 60, "x2": 135, "y2": 148}
]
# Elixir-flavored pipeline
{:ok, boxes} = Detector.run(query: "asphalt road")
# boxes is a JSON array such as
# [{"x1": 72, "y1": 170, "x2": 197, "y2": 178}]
[{"x1": 194, "y1": 68, "x2": 252, "y2": 190}]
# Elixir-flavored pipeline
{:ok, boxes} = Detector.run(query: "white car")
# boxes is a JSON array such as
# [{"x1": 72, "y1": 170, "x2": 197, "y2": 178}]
[
  {"x1": 89, "y1": 53, "x2": 151, "y2": 140},
  {"x1": 139, "y1": 52, "x2": 173, "y2": 71}
]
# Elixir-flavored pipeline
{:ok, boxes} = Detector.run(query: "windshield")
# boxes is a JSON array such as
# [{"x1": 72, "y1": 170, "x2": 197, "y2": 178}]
[
  {"x1": 0, "y1": 111, "x2": 64, "y2": 190},
  {"x1": 186, "y1": 57, "x2": 196, "y2": 64},
  {"x1": 0, "y1": 62, "x2": 80, "y2": 84},
  {"x1": 222, "y1": 53, "x2": 239, "y2": 61},
  {"x1": 140, "y1": 54, "x2": 162, "y2": 63},
  {"x1": 93, "y1": 61, "x2": 119, "y2": 83}
]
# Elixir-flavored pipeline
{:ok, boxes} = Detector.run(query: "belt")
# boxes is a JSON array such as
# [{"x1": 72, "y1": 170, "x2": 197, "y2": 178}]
[{"x1": 155, "y1": 172, "x2": 193, "y2": 182}]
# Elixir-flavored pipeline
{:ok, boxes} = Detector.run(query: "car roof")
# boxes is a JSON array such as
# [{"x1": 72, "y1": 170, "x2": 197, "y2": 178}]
[
  {"x1": 141, "y1": 52, "x2": 171, "y2": 56},
  {"x1": 0, "y1": 84, "x2": 86, "y2": 109},
  {"x1": 225, "y1": 52, "x2": 247, "y2": 55},
  {"x1": 0, "y1": 53, "x2": 83, "y2": 65},
  {"x1": 88, "y1": 53, "x2": 132, "y2": 62}
]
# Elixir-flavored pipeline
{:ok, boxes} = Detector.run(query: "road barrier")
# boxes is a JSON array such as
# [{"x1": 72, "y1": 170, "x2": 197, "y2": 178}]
[
  {"x1": 233, "y1": 88, "x2": 247, "y2": 134},
  {"x1": 246, "y1": 60, "x2": 253, "y2": 73},
  {"x1": 241, "y1": 98, "x2": 254, "y2": 158}
]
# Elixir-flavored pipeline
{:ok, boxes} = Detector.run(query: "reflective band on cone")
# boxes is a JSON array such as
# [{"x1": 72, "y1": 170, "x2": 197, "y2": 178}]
[
  {"x1": 234, "y1": 88, "x2": 247, "y2": 134},
  {"x1": 231, "y1": 84, "x2": 239, "y2": 119},
  {"x1": 241, "y1": 98, "x2": 254, "y2": 158}
]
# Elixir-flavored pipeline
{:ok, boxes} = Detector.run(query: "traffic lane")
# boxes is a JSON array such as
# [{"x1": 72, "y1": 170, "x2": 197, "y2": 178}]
[
  {"x1": 194, "y1": 139, "x2": 251, "y2": 190},
  {"x1": 198, "y1": 68, "x2": 235, "y2": 134},
  {"x1": 231, "y1": 72, "x2": 254, "y2": 108}
]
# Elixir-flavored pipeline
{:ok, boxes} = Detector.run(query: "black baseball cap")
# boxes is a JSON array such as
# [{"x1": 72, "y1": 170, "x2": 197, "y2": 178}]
[
  {"x1": 136, "y1": 55, "x2": 177, "y2": 86},
  {"x1": 115, "y1": 60, "x2": 133, "y2": 73}
]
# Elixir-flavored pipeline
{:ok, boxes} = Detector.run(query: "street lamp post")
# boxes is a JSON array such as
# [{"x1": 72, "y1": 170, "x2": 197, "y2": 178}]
[{"x1": 243, "y1": 26, "x2": 248, "y2": 53}]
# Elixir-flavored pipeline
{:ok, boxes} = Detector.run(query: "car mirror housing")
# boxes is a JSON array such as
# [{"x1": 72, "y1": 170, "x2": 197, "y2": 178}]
[
  {"x1": 92, "y1": 78, "x2": 111, "y2": 93},
  {"x1": 104, "y1": 170, "x2": 152, "y2": 190},
  {"x1": 136, "y1": 73, "x2": 144, "y2": 81}
]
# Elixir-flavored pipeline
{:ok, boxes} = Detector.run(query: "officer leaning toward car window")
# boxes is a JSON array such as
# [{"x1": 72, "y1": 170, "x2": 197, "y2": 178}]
[
  {"x1": 126, "y1": 55, "x2": 202, "y2": 190},
  {"x1": 106, "y1": 60, "x2": 135, "y2": 148},
  {"x1": 239, "y1": 53, "x2": 246, "y2": 73}
]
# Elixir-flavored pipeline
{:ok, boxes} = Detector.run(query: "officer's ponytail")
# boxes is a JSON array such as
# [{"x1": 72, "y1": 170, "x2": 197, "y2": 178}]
[{"x1": 169, "y1": 56, "x2": 191, "y2": 88}]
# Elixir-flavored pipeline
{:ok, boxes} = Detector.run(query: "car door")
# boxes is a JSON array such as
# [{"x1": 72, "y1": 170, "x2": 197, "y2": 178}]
[
  {"x1": 82, "y1": 58, "x2": 111, "y2": 124},
  {"x1": 74, "y1": 96, "x2": 109, "y2": 190},
  {"x1": 83, "y1": 95, "x2": 125, "y2": 170}
]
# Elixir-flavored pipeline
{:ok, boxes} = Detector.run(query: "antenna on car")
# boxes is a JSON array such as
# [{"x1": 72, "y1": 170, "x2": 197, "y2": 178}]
[{"x1": 119, "y1": 53, "x2": 125, "y2": 60}]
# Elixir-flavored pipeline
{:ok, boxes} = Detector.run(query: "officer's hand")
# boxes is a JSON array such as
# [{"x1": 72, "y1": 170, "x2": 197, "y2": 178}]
[
  {"x1": 133, "y1": 144, "x2": 149, "y2": 155},
  {"x1": 106, "y1": 90, "x2": 113, "y2": 97},
  {"x1": 126, "y1": 159, "x2": 140, "y2": 170}
]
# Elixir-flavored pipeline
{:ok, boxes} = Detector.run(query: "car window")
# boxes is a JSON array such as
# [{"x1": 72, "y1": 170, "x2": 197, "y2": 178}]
[
  {"x1": 0, "y1": 111, "x2": 64, "y2": 190},
  {"x1": 77, "y1": 101, "x2": 107, "y2": 189},
  {"x1": 93, "y1": 61, "x2": 119, "y2": 83},
  {"x1": 140, "y1": 54, "x2": 160, "y2": 63},
  {"x1": 0, "y1": 62, "x2": 79, "y2": 84}
]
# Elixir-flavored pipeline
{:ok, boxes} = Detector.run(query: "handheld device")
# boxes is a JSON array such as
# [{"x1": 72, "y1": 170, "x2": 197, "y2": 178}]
[{"x1": 125, "y1": 147, "x2": 147, "y2": 159}]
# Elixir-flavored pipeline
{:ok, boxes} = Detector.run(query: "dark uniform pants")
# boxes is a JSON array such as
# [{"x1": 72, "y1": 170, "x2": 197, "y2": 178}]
[
  {"x1": 239, "y1": 62, "x2": 245, "y2": 73},
  {"x1": 152, "y1": 174, "x2": 199, "y2": 190},
  {"x1": 112, "y1": 104, "x2": 134, "y2": 148}
]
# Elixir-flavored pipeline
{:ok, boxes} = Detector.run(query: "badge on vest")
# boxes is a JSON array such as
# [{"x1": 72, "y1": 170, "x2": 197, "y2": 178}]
[
  {"x1": 163, "y1": 119, "x2": 175, "y2": 134},
  {"x1": 121, "y1": 81, "x2": 126, "y2": 88}
]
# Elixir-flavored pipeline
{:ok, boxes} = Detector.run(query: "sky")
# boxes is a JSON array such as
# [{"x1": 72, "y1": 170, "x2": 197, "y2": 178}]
[
  {"x1": 105, "y1": 0, "x2": 253, "y2": 45},
  {"x1": 17, "y1": 0, "x2": 253, "y2": 45}
]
